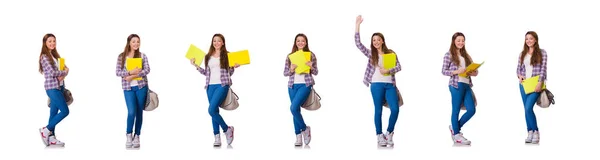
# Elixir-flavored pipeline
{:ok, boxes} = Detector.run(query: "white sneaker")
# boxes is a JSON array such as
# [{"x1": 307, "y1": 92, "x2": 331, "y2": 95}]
[
  {"x1": 453, "y1": 133, "x2": 471, "y2": 145},
  {"x1": 525, "y1": 131, "x2": 534, "y2": 143},
  {"x1": 377, "y1": 134, "x2": 387, "y2": 146},
  {"x1": 386, "y1": 132, "x2": 394, "y2": 145},
  {"x1": 213, "y1": 134, "x2": 222, "y2": 146},
  {"x1": 225, "y1": 126, "x2": 234, "y2": 145},
  {"x1": 48, "y1": 136, "x2": 65, "y2": 147},
  {"x1": 126, "y1": 134, "x2": 133, "y2": 148},
  {"x1": 39, "y1": 127, "x2": 51, "y2": 146},
  {"x1": 532, "y1": 131, "x2": 540, "y2": 144},
  {"x1": 295, "y1": 134, "x2": 303, "y2": 146},
  {"x1": 302, "y1": 126, "x2": 311, "y2": 145},
  {"x1": 132, "y1": 135, "x2": 140, "y2": 148}
]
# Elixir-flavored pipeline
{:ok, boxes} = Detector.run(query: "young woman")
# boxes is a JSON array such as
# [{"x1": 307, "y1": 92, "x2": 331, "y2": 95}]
[
  {"x1": 38, "y1": 33, "x2": 69, "y2": 147},
  {"x1": 354, "y1": 15, "x2": 402, "y2": 146},
  {"x1": 441, "y1": 32, "x2": 478, "y2": 145},
  {"x1": 516, "y1": 31, "x2": 547, "y2": 144},
  {"x1": 115, "y1": 34, "x2": 151, "y2": 148},
  {"x1": 283, "y1": 33, "x2": 318, "y2": 146},
  {"x1": 190, "y1": 33, "x2": 240, "y2": 146}
]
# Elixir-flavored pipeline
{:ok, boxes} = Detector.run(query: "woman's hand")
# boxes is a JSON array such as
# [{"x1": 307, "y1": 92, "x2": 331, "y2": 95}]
[
  {"x1": 535, "y1": 82, "x2": 543, "y2": 92},
  {"x1": 305, "y1": 61, "x2": 313, "y2": 68},
  {"x1": 453, "y1": 67, "x2": 466, "y2": 75},
  {"x1": 467, "y1": 70, "x2": 478, "y2": 76}
]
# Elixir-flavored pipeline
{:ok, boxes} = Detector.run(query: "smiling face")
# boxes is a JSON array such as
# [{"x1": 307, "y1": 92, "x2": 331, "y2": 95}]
[
  {"x1": 212, "y1": 36, "x2": 223, "y2": 51},
  {"x1": 45, "y1": 36, "x2": 56, "y2": 50},
  {"x1": 525, "y1": 34, "x2": 536, "y2": 48},
  {"x1": 372, "y1": 35, "x2": 384, "y2": 50},
  {"x1": 454, "y1": 36, "x2": 465, "y2": 49},
  {"x1": 295, "y1": 36, "x2": 307, "y2": 50},
  {"x1": 129, "y1": 37, "x2": 140, "y2": 51}
]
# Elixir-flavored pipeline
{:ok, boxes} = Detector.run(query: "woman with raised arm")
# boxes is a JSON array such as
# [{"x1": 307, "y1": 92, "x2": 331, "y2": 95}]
[{"x1": 354, "y1": 15, "x2": 402, "y2": 147}]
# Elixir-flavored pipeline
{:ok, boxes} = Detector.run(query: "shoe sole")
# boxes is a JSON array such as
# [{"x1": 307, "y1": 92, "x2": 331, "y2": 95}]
[{"x1": 39, "y1": 128, "x2": 49, "y2": 146}]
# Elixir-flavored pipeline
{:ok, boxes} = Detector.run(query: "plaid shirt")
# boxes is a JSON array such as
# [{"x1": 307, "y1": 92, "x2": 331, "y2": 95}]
[
  {"x1": 41, "y1": 55, "x2": 68, "y2": 90},
  {"x1": 354, "y1": 32, "x2": 402, "y2": 87},
  {"x1": 441, "y1": 52, "x2": 474, "y2": 89},
  {"x1": 115, "y1": 53, "x2": 150, "y2": 90},
  {"x1": 283, "y1": 52, "x2": 318, "y2": 88},
  {"x1": 197, "y1": 62, "x2": 235, "y2": 89},
  {"x1": 517, "y1": 49, "x2": 547, "y2": 82}
]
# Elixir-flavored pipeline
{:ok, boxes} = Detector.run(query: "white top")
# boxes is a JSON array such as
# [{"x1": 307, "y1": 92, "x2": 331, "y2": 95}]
[
  {"x1": 293, "y1": 74, "x2": 306, "y2": 84},
  {"x1": 457, "y1": 55, "x2": 470, "y2": 84},
  {"x1": 524, "y1": 53, "x2": 534, "y2": 78},
  {"x1": 124, "y1": 60, "x2": 139, "y2": 87},
  {"x1": 371, "y1": 56, "x2": 393, "y2": 83},
  {"x1": 53, "y1": 58, "x2": 64, "y2": 86},
  {"x1": 208, "y1": 57, "x2": 222, "y2": 84}
]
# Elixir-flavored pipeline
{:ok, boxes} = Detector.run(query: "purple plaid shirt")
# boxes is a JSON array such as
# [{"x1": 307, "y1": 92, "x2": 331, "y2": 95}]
[
  {"x1": 41, "y1": 55, "x2": 68, "y2": 90},
  {"x1": 441, "y1": 52, "x2": 474, "y2": 89},
  {"x1": 283, "y1": 52, "x2": 318, "y2": 88},
  {"x1": 115, "y1": 53, "x2": 150, "y2": 90},
  {"x1": 517, "y1": 49, "x2": 548, "y2": 82},
  {"x1": 354, "y1": 32, "x2": 402, "y2": 87},
  {"x1": 197, "y1": 62, "x2": 235, "y2": 89}
]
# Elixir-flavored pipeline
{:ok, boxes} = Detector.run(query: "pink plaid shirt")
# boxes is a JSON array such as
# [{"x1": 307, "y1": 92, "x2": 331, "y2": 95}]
[
  {"x1": 115, "y1": 53, "x2": 151, "y2": 90},
  {"x1": 517, "y1": 49, "x2": 548, "y2": 82},
  {"x1": 283, "y1": 52, "x2": 318, "y2": 88},
  {"x1": 441, "y1": 52, "x2": 474, "y2": 89},
  {"x1": 354, "y1": 32, "x2": 402, "y2": 87},
  {"x1": 40, "y1": 55, "x2": 68, "y2": 90}
]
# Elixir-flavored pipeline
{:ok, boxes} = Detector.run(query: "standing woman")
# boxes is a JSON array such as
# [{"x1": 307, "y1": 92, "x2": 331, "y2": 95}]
[
  {"x1": 190, "y1": 33, "x2": 240, "y2": 146},
  {"x1": 38, "y1": 33, "x2": 69, "y2": 147},
  {"x1": 516, "y1": 31, "x2": 547, "y2": 144},
  {"x1": 115, "y1": 34, "x2": 151, "y2": 148},
  {"x1": 354, "y1": 15, "x2": 402, "y2": 146},
  {"x1": 441, "y1": 32, "x2": 478, "y2": 145},
  {"x1": 283, "y1": 33, "x2": 318, "y2": 146}
]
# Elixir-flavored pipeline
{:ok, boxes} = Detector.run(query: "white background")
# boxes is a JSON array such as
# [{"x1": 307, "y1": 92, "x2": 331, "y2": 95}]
[{"x1": 0, "y1": 0, "x2": 598, "y2": 159}]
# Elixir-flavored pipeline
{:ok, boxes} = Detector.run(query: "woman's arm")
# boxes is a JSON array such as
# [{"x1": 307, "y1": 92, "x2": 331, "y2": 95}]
[
  {"x1": 115, "y1": 55, "x2": 130, "y2": 77},
  {"x1": 283, "y1": 57, "x2": 295, "y2": 76},
  {"x1": 441, "y1": 52, "x2": 454, "y2": 76},
  {"x1": 41, "y1": 55, "x2": 67, "y2": 77},
  {"x1": 389, "y1": 53, "x2": 401, "y2": 74},
  {"x1": 309, "y1": 52, "x2": 318, "y2": 75},
  {"x1": 355, "y1": 15, "x2": 371, "y2": 58},
  {"x1": 137, "y1": 54, "x2": 151, "y2": 77},
  {"x1": 538, "y1": 50, "x2": 548, "y2": 82}
]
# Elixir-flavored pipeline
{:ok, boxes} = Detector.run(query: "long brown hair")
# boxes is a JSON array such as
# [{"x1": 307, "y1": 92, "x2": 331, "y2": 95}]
[
  {"x1": 370, "y1": 32, "x2": 393, "y2": 65},
  {"x1": 519, "y1": 31, "x2": 542, "y2": 65},
  {"x1": 291, "y1": 33, "x2": 311, "y2": 53},
  {"x1": 449, "y1": 32, "x2": 472, "y2": 66},
  {"x1": 204, "y1": 33, "x2": 229, "y2": 69},
  {"x1": 118, "y1": 34, "x2": 142, "y2": 68},
  {"x1": 38, "y1": 33, "x2": 61, "y2": 73}
]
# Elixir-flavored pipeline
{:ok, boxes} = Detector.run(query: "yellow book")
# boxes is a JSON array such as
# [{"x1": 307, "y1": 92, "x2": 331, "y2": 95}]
[
  {"x1": 228, "y1": 50, "x2": 251, "y2": 67},
  {"x1": 185, "y1": 44, "x2": 206, "y2": 66},
  {"x1": 58, "y1": 58, "x2": 65, "y2": 71},
  {"x1": 459, "y1": 61, "x2": 485, "y2": 77},
  {"x1": 522, "y1": 75, "x2": 546, "y2": 94},
  {"x1": 126, "y1": 58, "x2": 143, "y2": 81},
  {"x1": 382, "y1": 53, "x2": 396, "y2": 76},
  {"x1": 289, "y1": 51, "x2": 310, "y2": 74}
]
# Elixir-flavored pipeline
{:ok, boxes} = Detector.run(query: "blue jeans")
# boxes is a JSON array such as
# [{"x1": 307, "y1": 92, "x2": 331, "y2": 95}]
[
  {"x1": 519, "y1": 84, "x2": 540, "y2": 131},
  {"x1": 47, "y1": 86, "x2": 70, "y2": 135},
  {"x1": 449, "y1": 82, "x2": 476, "y2": 135},
  {"x1": 370, "y1": 83, "x2": 400, "y2": 135},
  {"x1": 288, "y1": 84, "x2": 311, "y2": 135},
  {"x1": 124, "y1": 86, "x2": 148, "y2": 135},
  {"x1": 207, "y1": 84, "x2": 230, "y2": 135}
]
